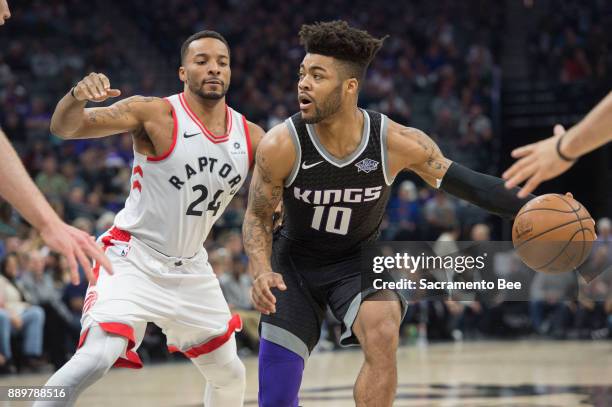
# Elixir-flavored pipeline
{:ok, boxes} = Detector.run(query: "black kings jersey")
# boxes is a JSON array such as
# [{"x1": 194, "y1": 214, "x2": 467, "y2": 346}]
[{"x1": 280, "y1": 109, "x2": 392, "y2": 256}]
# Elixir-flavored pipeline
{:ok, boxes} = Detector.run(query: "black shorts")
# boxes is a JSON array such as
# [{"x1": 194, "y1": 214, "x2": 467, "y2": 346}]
[{"x1": 259, "y1": 235, "x2": 407, "y2": 361}]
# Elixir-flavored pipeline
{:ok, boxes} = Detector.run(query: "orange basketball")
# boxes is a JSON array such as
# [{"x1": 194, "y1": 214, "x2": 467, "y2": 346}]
[{"x1": 512, "y1": 193, "x2": 595, "y2": 274}]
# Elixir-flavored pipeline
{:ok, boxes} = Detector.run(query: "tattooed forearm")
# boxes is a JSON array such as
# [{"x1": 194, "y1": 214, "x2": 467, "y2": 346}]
[
  {"x1": 427, "y1": 157, "x2": 448, "y2": 171},
  {"x1": 51, "y1": 93, "x2": 157, "y2": 139},
  {"x1": 87, "y1": 96, "x2": 155, "y2": 124},
  {"x1": 243, "y1": 162, "x2": 283, "y2": 278}
]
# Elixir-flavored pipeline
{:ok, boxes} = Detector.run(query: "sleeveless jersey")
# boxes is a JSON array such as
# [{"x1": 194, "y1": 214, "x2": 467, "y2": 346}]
[
  {"x1": 114, "y1": 92, "x2": 252, "y2": 258},
  {"x1": 280, "y1": 109, "x2": 393, "y2": 256}
]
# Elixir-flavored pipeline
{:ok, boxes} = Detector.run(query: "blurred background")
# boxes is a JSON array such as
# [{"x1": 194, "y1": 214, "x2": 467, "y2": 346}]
[{"x1": 0, "y1": 0, "x2": 610, "y2": 376}]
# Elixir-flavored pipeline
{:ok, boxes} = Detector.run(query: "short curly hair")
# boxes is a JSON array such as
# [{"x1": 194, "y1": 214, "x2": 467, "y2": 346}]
[{"x1": 299, "y1": 20, "x2": 387, "y2": 83}]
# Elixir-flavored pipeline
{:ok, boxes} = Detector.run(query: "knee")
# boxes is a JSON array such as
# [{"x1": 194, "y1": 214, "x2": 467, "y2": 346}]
[
  {"x1": 29, "y1": 306, "x2": 45, "y2": 324},
  {"x1": 360, "y1": 317, "x2": 400, "y2": 354},
  {"x1": 222, "y1": 357, "x2": 246, "y2": 387},
  {"x1": 66, "y1": 348, "x2": 115, "y2": 384},
  {"x1": 200, "y1": 356, "x2": 246, "y2": 389}
]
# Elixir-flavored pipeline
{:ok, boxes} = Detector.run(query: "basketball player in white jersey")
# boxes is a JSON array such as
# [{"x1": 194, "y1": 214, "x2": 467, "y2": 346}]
[{"x1": 34, "y1": 31, "x2": 264, "y2": 406}]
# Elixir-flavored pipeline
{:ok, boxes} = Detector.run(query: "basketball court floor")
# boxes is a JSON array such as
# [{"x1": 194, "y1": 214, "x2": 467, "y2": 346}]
[{"x1": 1, "y1": 340, "x2": 610, "y2": 406}]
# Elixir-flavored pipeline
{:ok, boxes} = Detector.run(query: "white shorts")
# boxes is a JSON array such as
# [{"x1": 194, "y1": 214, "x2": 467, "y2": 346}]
[{"x1": 79, "y1": 226, "x2": 242, "y2": 369}]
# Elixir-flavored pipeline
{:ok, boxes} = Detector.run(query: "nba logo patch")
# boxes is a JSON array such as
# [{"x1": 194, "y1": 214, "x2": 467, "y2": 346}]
[
  {"x1": 120, "y1": 246, "x2": 131, "y2": 257},
  {"x1": 355, "y1": 158, "x2": 379, "y2": 173}
]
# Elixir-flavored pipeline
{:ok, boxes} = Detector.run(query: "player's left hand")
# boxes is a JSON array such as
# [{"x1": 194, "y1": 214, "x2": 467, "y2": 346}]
[
  {"x1": 40, "y1": 219, "x2": 113, "y2": 285},
  {"x1": 503, "y1": 124, "x2": 575, "y2": 198}
]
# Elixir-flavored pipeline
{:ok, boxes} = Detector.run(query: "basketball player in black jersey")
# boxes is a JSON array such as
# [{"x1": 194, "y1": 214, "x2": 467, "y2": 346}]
[{"x1": 243, "y1": 21, "x2": 534, "y2": 407}]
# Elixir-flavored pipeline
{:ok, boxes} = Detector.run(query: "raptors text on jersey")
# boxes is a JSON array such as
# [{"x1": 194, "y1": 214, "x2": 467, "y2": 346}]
[{"x1": 113, "y1": 92, "x2": 252, "y2": 257}]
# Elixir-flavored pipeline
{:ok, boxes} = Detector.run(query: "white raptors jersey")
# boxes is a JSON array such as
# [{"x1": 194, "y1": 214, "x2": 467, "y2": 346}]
[{"x1": 113, "y1": 92, "x2": 252, "y2": 258}]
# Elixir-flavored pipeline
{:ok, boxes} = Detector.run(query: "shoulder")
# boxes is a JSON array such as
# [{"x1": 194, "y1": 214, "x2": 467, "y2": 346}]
[
  {"x1": 245, "y1": 120, "x2": 265, "y2": 152},
  {"x1": 256, "y1": 122, "x2": 296, "y2": 180},
  {"x1": 259, "y1": 122, "x2": 295, "y2": 155}
]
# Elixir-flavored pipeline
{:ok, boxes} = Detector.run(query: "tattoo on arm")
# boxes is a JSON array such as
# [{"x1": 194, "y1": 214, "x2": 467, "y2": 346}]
[
  {"x1": 400, "y1": 127, "x2": 449, "y2": 172},
  {"x1": 243, "y1": 154, "x2": 283, "y2": 276},
  {"x1": 86, "y1": 96, "x2": 155, "y2": 124}
]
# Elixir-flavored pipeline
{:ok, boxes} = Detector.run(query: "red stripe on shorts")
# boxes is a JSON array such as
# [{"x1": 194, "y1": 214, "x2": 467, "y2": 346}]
[{"x1": 167, "y1": 314, "x2": 242, "y2": 358}]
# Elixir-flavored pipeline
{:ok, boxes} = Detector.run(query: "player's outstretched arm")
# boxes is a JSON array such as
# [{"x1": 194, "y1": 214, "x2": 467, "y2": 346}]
[
  {"x1": 386, "y1": 120, "x2": 533, "y2": 219},
  {"x1": 50, "y1": 72, "x2": 167, "y2": 139},
  {"x1": 503, "y1": 91, "x2": 612, "y2": 198},
  {"x1": 243, "y1": 124, "x2": 294, "y2": 314},
  {"x1": 0, "y1": 129, "x2": 112, "y2": 284}
]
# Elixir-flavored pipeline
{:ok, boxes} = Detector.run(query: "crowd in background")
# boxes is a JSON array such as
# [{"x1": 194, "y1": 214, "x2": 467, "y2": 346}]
[
  {"x1": 526, "y1": 0, "x2": 609, "y2": 87},
  {"x1": 0, "y1": 0, "x2": 610, "y2": 374}
]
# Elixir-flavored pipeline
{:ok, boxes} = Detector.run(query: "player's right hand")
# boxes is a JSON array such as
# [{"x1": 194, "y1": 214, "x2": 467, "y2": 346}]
[
  {"x1": 503, "y1": 124, "x2": 575, "y2": 198},
  {"x1": 72, "y1": 73, "x2": 121, "y2": 103},
  {"x1": 251, "y1": 272, "x2": 287, "y2": 315}
]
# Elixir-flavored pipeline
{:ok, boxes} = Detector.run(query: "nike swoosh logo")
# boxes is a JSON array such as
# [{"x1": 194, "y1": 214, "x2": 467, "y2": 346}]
[
  {"x1": 301, "y1": 161, "x2": 323, "y2": 170},
  {"x1": 183, "y1": 131, "x2": 201, "y2": 138}
]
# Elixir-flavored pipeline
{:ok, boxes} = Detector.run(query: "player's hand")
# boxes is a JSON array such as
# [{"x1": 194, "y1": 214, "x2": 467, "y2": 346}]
[
  {"x1": 251, "y1": 272, "x2": 287, "y2": 315},
  {"x1": 39, "y1": 218, "x2": 113, "y2": 285},
  {"x1": 503, "y1": 125, "x2": 575, "y2": 198},
  {"x1": 72, "y1": 73, "x2": 121, "y2": 103},
  {"x1": 0, "y1": 0, "x2": 10, "y2": 25}
]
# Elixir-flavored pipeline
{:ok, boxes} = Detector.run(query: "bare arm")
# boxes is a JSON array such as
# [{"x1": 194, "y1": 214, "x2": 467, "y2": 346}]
[
  {"x1": 50, "y1": 72, "x2": 166, "y2": 139},
  {"x1": 386, "y1": 120, "x2": 452, "y2": 187},
  {"x1": 243, "y1": 124, "x2": 293, "y2": 275},
  {"x1": 386, "y1": 119, "x2": 532, "y2": 218},
  {"x1": 243, "y1": 124, "x2": 294, "y2": 313},
  {"x1": 504, "y1": 91, "x2": 612, "y2": 197},
  {"x1": 559, "y1": 90, "x2": 612, "y2": 158},
  {"x1": 0, "y1": 130, "x2": 64, "y2": 232},
  {"x1": 0, "y1": 129, "x2": 112, "y2": 283}
]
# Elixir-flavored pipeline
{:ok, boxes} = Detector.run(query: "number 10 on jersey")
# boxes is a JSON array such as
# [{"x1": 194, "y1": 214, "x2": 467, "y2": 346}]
[{"x1": 311, "y1": 206, "x2": 352, "y2": 235}]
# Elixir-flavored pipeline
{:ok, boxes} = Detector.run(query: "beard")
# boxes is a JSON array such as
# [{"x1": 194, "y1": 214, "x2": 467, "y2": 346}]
[
  {"x1": 302, "y1": 84, "x2": 343, "y2": 124},
  {"x1": 188, "y1": 74, "x2": 229, "y2": 100}
]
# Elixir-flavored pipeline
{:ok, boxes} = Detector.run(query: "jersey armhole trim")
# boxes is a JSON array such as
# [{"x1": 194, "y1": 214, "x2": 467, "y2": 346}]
[
  {"x1": 284, "y1": 118, "x2": 302, "y2": 187},
  {"x1": 380, "y1": 114, "x2": 394, "y2": 186},
  {"x1": 147, "y1": 98, "x2": 178, "y2": 162},
  {"x1": 241, "y1": 115, "x2": 254, "y2": 168}
]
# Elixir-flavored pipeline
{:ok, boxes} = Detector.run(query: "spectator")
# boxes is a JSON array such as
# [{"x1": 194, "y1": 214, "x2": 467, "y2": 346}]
[
  {"x1": 17, "y1": 250, "x2": 79, "y2": 368},
  {"x1": 424, "y1": 191, "x2": 457, "y2": 240},
  {"x1": 529, "y1": 271, "x2": 577, "y2": 339},
  {"x1": 0, "y1": 253, "x2": 45, "y2": 370},
  {"x1": 35, "y1": 155, "x2": 68, "y2": 199}
]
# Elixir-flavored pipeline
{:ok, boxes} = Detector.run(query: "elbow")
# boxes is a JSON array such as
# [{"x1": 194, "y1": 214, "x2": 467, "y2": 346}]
[{"x1": 50, "y1": 122, "x2": 76, "y2": 139}]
